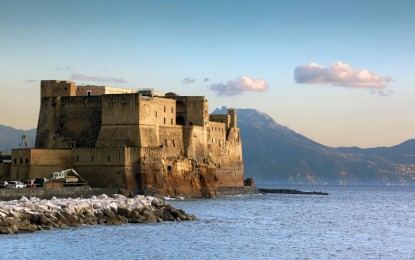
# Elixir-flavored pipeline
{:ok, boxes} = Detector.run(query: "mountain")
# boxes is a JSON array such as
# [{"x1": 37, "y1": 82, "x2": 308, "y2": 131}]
[
  {"x1": 2, "y1": 112, "x2": 415, "y2": 186},
  {"x1": 0, "y1": 125, "x2": 36, "y2": 153},
  {"x1": 214, "y1": 107, "x2": 415, "y2": 185}
]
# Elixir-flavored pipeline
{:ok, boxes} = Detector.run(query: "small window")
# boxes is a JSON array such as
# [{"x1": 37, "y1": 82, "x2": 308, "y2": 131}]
[
  {"x1": 64, "y1": 87, "x2": 68, "y2": 91},
  {"x1": 172, "y1": 139, "x2": 175, "y2": 147},
  {"x1": 107, "y1": 156, "x2": 111, "y2": 162},
  {"x1": 87, "y1": 90, "x2": 92, "y2": 96},
  {"x1": 165, "y1": 139, "x2": 168, "y2": 147},
  {"x1": 20, "y1": 158, "x2": 23, "y2": 164},
  {"x1": 167, "y1": 165, "x2": 172, "y2": 173},
  {"x1": 14, "y1": 159, "x2": 17, "y2": 164},
  {"x1": 25, "y1": 158, "x2": 29, "y2": 164},
  {"x1": 59, "y1": 122, "x2": 64, "y2": 128},
  {"x1": 164, "y1": 106, "x2": 166, "y2": 112},
  {"x1": 171, "y1": 107, "x2": 173, "y2": 113},
  {"x1": 91, "y1": 155, "x2": 94, "y2": 162},
  {"x1": 171, "y1": 118, "x2": 173, "y2": 125},
  {"x1": 76, "y1": 155, "x2": 79, "y2": 162},
  {"x1": 155, "y1": 111, "x2": 158, "y2": 117},
  {"x1": 164, "y1": 118, "x2": 166, "y2": 124}
]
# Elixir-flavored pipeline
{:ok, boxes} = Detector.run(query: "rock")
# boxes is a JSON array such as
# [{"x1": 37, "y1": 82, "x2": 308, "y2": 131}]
[
  {"x1": 0, "y1": 194, "x2": 195, "y2": 234},
  {"x1": 162, "y1": 210, "x2": 175, "y2": 221}
]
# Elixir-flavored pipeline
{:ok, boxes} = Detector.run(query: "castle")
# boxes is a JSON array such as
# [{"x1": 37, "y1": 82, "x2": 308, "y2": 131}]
[{"x1": 6, "y1": 80, "x2": 244, "y2": 197}]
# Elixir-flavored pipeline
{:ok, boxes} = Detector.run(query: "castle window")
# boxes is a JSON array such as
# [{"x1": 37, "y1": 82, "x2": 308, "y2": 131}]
[
  {"x1": 25, "y1": 158, "x2": 29, "y2": 164},
  {"x1": 155, "y1": 111, "x2": 158, "y2": 117},
  {"x1": 76, "y1": 155, "x2": 79, "y2": 162},
  {"x1": 164, "y1": 118, "x2": 166, "y2": 124},
  {"x1": 87, "y1": 90, "x2": 92, "y2": 96},
  {"x1": 165, "y1": 139, "x2": 168, "y2": 147},
  {"x1": 171, "y1": 118, "x2": 173, "y2": 125},
  {"x1": 164, "y1": 106, "x2": 166, "y2": 112},
  {"x1": 171, "y1": 107, "x2": 173, "y2": 113},
  {"x1": 20, "y1": 158, "x2": 23, "y2": 164},
  {"x1": 91, "y1": 155, "x2": 94, "y2": 162},
  {"x1": 167, "y1": 165, "x2": 172, "y2": 173},
  {"x1": 59, "y1": 122, "x2": 64, "y2": 128},
  {"x1": 172, "y1": 139, "x2": 175, "y2": 147},
  {"x1": 64, "y1": 87, "x2": 68, "y2": 91},
  {"x1": 14, "y1": 159, "x2": 17, "y2": 164},
  {"x1": 107, "y1": 156, "x2": 111, "y2": 162}
]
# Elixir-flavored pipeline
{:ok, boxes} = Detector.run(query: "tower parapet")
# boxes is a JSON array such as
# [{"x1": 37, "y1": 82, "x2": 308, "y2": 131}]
[
  {"x1": 41, "y1": 80, "x2": 76, "y2": 99},
  {"x1": 228, "y1": 109, "x2": 237, "y2": 129}
]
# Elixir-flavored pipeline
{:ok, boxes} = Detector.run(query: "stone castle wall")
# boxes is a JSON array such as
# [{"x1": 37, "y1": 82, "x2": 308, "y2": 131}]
[{"x1": 7, "y1": 80, "x2": 245, "y2": 197}]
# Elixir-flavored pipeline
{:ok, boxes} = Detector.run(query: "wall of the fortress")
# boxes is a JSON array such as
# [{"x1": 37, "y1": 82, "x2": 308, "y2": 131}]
[
  {"x1": 10, "y1": 149, "x2": 73, "y2": 180},
  {"x1": 138, "y1": 96, "x2": 176, "y2": 127},
  {"x1": 35, "y1": 96, "x2": 102, "y2": 149},
  {"x1": 159, "y1": 126, "x2": 184, "y2": 158},
  {"x1": 182, "y1": 126, "x2": 208, "y2": 162},
  {"x1": 209, "y1": 127, "x2": 244, "y2": 188},
  {"x1": 72, "y1": 147, "x2": 134, "y2": 189},
  {"x1": 96, "y1": 94, "x2": 139, "y2": 147},
  {"x1": 181, "y1": 96, "x2": 208, "y2": 126}
]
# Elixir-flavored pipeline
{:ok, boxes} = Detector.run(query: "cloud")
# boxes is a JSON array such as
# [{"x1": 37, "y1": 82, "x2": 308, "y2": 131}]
[
  {"x1": 209, "y1": 76, "x2": 269, "y2": 96},
  {"x1": 24, "y1": 79, "x2": 37, "y2": 83},
  {"x1": 55, "y1": 66, "x2": 74, "y2": 71},
  {"x1": 70, "y1": 73, "x2": 127, "y2": 83},
  {"x1": 203, "y1": 77, "x2": 210, "y2": 82},
  {"x1": 294, "y1": 62, "x2": 393, "y2": 89},
  {"x1": 182, "y1": 77, "x2": 196, "y2": 84}
]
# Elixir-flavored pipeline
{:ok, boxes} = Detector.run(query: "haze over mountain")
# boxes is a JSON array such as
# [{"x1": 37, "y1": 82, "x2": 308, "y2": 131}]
[
  {"x1": 214, "y1": 107, "x2": 415, "y2": 186},
  {"x1": 2, "y1": 109, "x2": 415, "y2": 186}
]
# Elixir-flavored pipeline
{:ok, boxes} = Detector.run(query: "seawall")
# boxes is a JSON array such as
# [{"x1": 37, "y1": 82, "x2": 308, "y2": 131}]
[{"x1": 0, "y1": 187, "x2": 92, "y2": 201}]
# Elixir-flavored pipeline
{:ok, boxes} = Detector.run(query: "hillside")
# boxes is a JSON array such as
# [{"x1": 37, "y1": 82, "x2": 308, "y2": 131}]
[
  {"x1": 214, "y1": 107, "x2": 415, "y2": 185},
  {"x1": 0, "y1": 125, "x2": 36, "y2": 153}
]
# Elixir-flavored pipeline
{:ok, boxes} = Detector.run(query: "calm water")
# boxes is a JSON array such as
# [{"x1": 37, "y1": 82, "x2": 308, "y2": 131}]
[{"x1": 1, "y1": 185, "x2": 415, "y2": 259}]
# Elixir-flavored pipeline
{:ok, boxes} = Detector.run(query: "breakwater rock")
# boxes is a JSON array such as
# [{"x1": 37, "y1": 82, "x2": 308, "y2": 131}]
[
  {"x1": 0, "y1": 194, "x2": 196, "y2": 234},
  {"x1": 258, "y1": 188, "x2": 329, "y2": 195}
]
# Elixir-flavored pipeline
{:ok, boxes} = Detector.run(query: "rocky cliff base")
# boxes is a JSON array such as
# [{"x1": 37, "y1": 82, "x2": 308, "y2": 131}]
[{"x1": 0, "y1": 194, "x2": 196, "y2": 234}]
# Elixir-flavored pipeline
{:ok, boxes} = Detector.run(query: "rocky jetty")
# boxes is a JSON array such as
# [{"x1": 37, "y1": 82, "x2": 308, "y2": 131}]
[
  {"x1": 258, "y1": 188, "x2": 329, "y2": 195},
  {"x1": 0, "y1": 194, "x2": 196, "y2": 234}
]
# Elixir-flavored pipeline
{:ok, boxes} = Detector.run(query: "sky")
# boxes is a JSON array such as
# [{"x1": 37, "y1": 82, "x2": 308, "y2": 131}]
[{"x1": 1, "y1": 0, "x2": 414, "y2": 148}]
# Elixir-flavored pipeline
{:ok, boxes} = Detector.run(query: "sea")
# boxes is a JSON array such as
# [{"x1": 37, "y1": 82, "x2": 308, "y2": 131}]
[{"x1": 1, "y1": 185, "x2": 415, "y2": 259}]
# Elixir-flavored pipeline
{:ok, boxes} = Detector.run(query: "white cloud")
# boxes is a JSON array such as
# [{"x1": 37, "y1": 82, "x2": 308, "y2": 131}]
[
  {"x1": 70, "y1": 73, "x2": 126, "y2": 83},
  {"x1": 294, "y1": 62, "x2": 393, "y2": 89},
  {"x1": 182, "y1": 77, "x2": 196, "y2": 84},
  {"x1": 209, "y1": 76, "x2": 269, "y2": 96}
]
